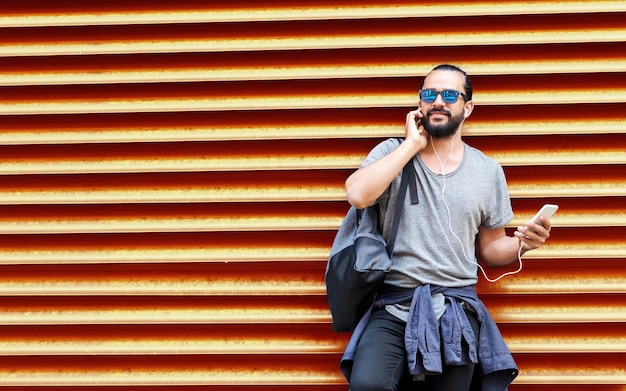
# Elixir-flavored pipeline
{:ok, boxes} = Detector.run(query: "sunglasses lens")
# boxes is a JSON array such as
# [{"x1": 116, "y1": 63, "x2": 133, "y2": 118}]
[
  {"x1": 420, "y1": 89, "x2": 437, "y2": 103},
  {"x1": 441, "y1": 90, "x2": 460, "y2": 103}
]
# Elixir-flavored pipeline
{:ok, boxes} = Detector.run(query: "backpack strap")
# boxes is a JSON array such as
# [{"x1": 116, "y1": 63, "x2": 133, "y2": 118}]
[
  {"x1": 387, "y1": 160, "x2": 419, "y2": 256},
  {"x1": 393, "y1": 138, "x2": 419, "y2": 205},
  {"x1": 406, "y1": 160, "x2": 419, "y2": 205}
]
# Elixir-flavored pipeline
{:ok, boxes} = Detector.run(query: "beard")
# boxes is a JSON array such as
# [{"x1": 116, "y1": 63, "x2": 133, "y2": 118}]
[{"x1": 422, "y1": 109, "x2": 465, "y2": 139}]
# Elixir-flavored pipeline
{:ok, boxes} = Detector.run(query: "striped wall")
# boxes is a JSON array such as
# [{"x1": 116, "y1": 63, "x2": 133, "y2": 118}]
[{"x1": 0, "y1": 1, "x2": 624, "y2": 389}]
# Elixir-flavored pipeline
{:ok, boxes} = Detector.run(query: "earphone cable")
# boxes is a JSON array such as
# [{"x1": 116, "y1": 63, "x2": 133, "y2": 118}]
[{"x1": 431, "y1": 134, "x2": 523, "y2": 283}]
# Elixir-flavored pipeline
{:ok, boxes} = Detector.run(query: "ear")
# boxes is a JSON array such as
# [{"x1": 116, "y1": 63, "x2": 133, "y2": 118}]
[{"x1": 463, "y1": 101, "x2": 474, "y2": 118}]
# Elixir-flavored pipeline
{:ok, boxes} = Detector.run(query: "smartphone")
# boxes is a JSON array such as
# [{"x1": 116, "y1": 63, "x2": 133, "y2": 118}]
[{"x1": 530, "y1": 204, "x2": 559, "y2": 224}]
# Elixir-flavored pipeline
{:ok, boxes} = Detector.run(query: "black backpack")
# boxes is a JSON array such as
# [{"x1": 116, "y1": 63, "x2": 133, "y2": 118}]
[{"x1": 325, "y1": 161, "x2": 418, "y2": 331}]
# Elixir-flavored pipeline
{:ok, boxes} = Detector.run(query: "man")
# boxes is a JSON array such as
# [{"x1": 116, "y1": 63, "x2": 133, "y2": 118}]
[{"x1": 342, "y1": 64, "x2": 552, "y2": 390}]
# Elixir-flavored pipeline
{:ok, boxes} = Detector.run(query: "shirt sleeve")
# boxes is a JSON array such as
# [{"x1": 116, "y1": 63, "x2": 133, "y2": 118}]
[
  {"x1": 361, "y1": 138, "x2": 400, "y2": 167},
  {"x1": 482, "y1": 164, "x2": 514, "y2": 229},
  {"x1": 360, "y1": 138, "x2": 403, "y2": 207}
]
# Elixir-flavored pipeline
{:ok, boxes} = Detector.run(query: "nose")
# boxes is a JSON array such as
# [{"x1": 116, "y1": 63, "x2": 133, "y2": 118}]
[{"x1": 432, "y1": 92, "x2": 446, "y2": 106}]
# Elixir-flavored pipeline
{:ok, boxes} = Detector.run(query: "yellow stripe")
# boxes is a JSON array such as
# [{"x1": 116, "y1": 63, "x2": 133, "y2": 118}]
[
  {"x1": 3, "y1": 59, "x2": 626, "y2": 86},
  {"x1": 1, "y1": 28, "x2": 624, "y2": 57},
  {"x1": 0, "y1": 89, "x2": 624, "y2": 115},
  {"x1": 0, "y1": 267, "x2": 622, "y2": 296},
  {"x1": 0, "y1": 148, "x2": 622, "y2": 175},
  {"x1": 0, "y1": 120, "x2": 622, "y2": 145},
  {"x1": 1, "y1": 1, "x2": 625, "y2": 26},
  {"x1": 1, "y1": 367, "x2": 624, "y2": 387},
  {"x1": 0, "y1": 369, "x2": 346, "y2": 387},
  {"x1": 0, "y1": 242, "x2": 622, "y2": 265},
  {"x1": 0, "y1": 334, "x2": 621, "y2": 356},
  {"x1": 0, "y1": 210, "x2": 621, "y2": 235},
  {"x1": 0, "y1": 303, "x2": 621, "y2": 325},
  {"x1": 0, "y1": 178, "x2": 623, "y2": 205}
]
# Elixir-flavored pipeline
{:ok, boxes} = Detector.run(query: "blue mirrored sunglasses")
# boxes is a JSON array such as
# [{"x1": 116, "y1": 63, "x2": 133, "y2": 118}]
[{"x1": 419, "y1": 89, "x2": 469, "y2": 104}]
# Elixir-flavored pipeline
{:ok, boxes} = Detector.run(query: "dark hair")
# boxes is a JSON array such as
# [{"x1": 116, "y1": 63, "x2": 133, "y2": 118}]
[{"x1": 421, "y1": 64, "x2": 473, "y2": 101}]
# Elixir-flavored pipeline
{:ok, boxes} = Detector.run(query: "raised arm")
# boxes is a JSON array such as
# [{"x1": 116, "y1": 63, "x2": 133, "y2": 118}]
[{"x1": 345, "y1": 110, "x2": 427, "y2": 208}]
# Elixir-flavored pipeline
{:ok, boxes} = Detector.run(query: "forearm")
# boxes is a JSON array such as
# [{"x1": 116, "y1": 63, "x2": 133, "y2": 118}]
[
  {"x1": 478, "y1": 217, "x2": 551, "y2": 266},
  {"x1": 345, "y1": 139, "x2": 420, "y2": 208},
  {"x1": 480, "y1": 234, "x2": 526, "y2": 267}
]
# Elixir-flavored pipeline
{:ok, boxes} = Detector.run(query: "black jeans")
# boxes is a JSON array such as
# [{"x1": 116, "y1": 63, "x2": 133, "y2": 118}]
[{"x1": 349, "y1": 306, "x2": 481, "y2": 391}]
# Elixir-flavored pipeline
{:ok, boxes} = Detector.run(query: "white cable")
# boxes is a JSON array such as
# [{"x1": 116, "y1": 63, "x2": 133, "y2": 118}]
[{"x1": 431, "y1": 134, "x2": 523, "y2": 283}]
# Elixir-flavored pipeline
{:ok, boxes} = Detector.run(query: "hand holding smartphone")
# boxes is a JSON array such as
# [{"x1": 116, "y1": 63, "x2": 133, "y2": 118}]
[{"x1": 515, "y1": 204, "x2": 558, "y2": 250}]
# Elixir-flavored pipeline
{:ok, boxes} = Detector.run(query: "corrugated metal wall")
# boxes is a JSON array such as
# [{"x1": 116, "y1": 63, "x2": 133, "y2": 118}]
[{"x1": 0, "y1": 1, "x2": 624, "y2": 389}]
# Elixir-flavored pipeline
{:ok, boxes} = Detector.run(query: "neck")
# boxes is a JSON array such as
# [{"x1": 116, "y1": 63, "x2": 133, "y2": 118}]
[
  {"x1": 421, "y1": 131, "x2": 464, "y2": 175},
  {"x1": 426, "y1": 128, "x2": 464, "y2": 155}
]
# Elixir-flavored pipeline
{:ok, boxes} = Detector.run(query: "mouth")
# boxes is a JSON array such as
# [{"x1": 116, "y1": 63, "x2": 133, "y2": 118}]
[{"x1": 428, "y1": 110, "x2": 450, "y2": 120}]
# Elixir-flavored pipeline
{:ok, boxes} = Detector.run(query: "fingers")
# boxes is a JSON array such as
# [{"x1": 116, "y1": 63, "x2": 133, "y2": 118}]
[
  {"x1": 515, "y1": 217, "x2": 551, "y2": 250},
  {"x1": 406, "y1": 110, "x2": 425, "y2": 134},
  {"x1": 404, "y1": 109, "x2": 428, "y2": 152},
  {"x1": 406, "y1": 109, "x2": 422, "y2": 126}
]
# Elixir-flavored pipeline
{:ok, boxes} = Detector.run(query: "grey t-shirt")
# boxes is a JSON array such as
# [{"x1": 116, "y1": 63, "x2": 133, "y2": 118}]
[{"x1": 362, "y1": 138, "x2": 514, "y2": 320}]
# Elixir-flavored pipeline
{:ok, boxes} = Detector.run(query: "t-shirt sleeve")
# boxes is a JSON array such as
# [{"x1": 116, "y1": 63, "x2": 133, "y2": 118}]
[
  {"x1": 359, "y1": 138, "x2": 403, "y2": 207},
  {"x1": 361, "y1": 138, "x2": 401, "y2": 167},
  {"x1": 482, "y1": 164, "x2": 514, "y2": 229}
]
